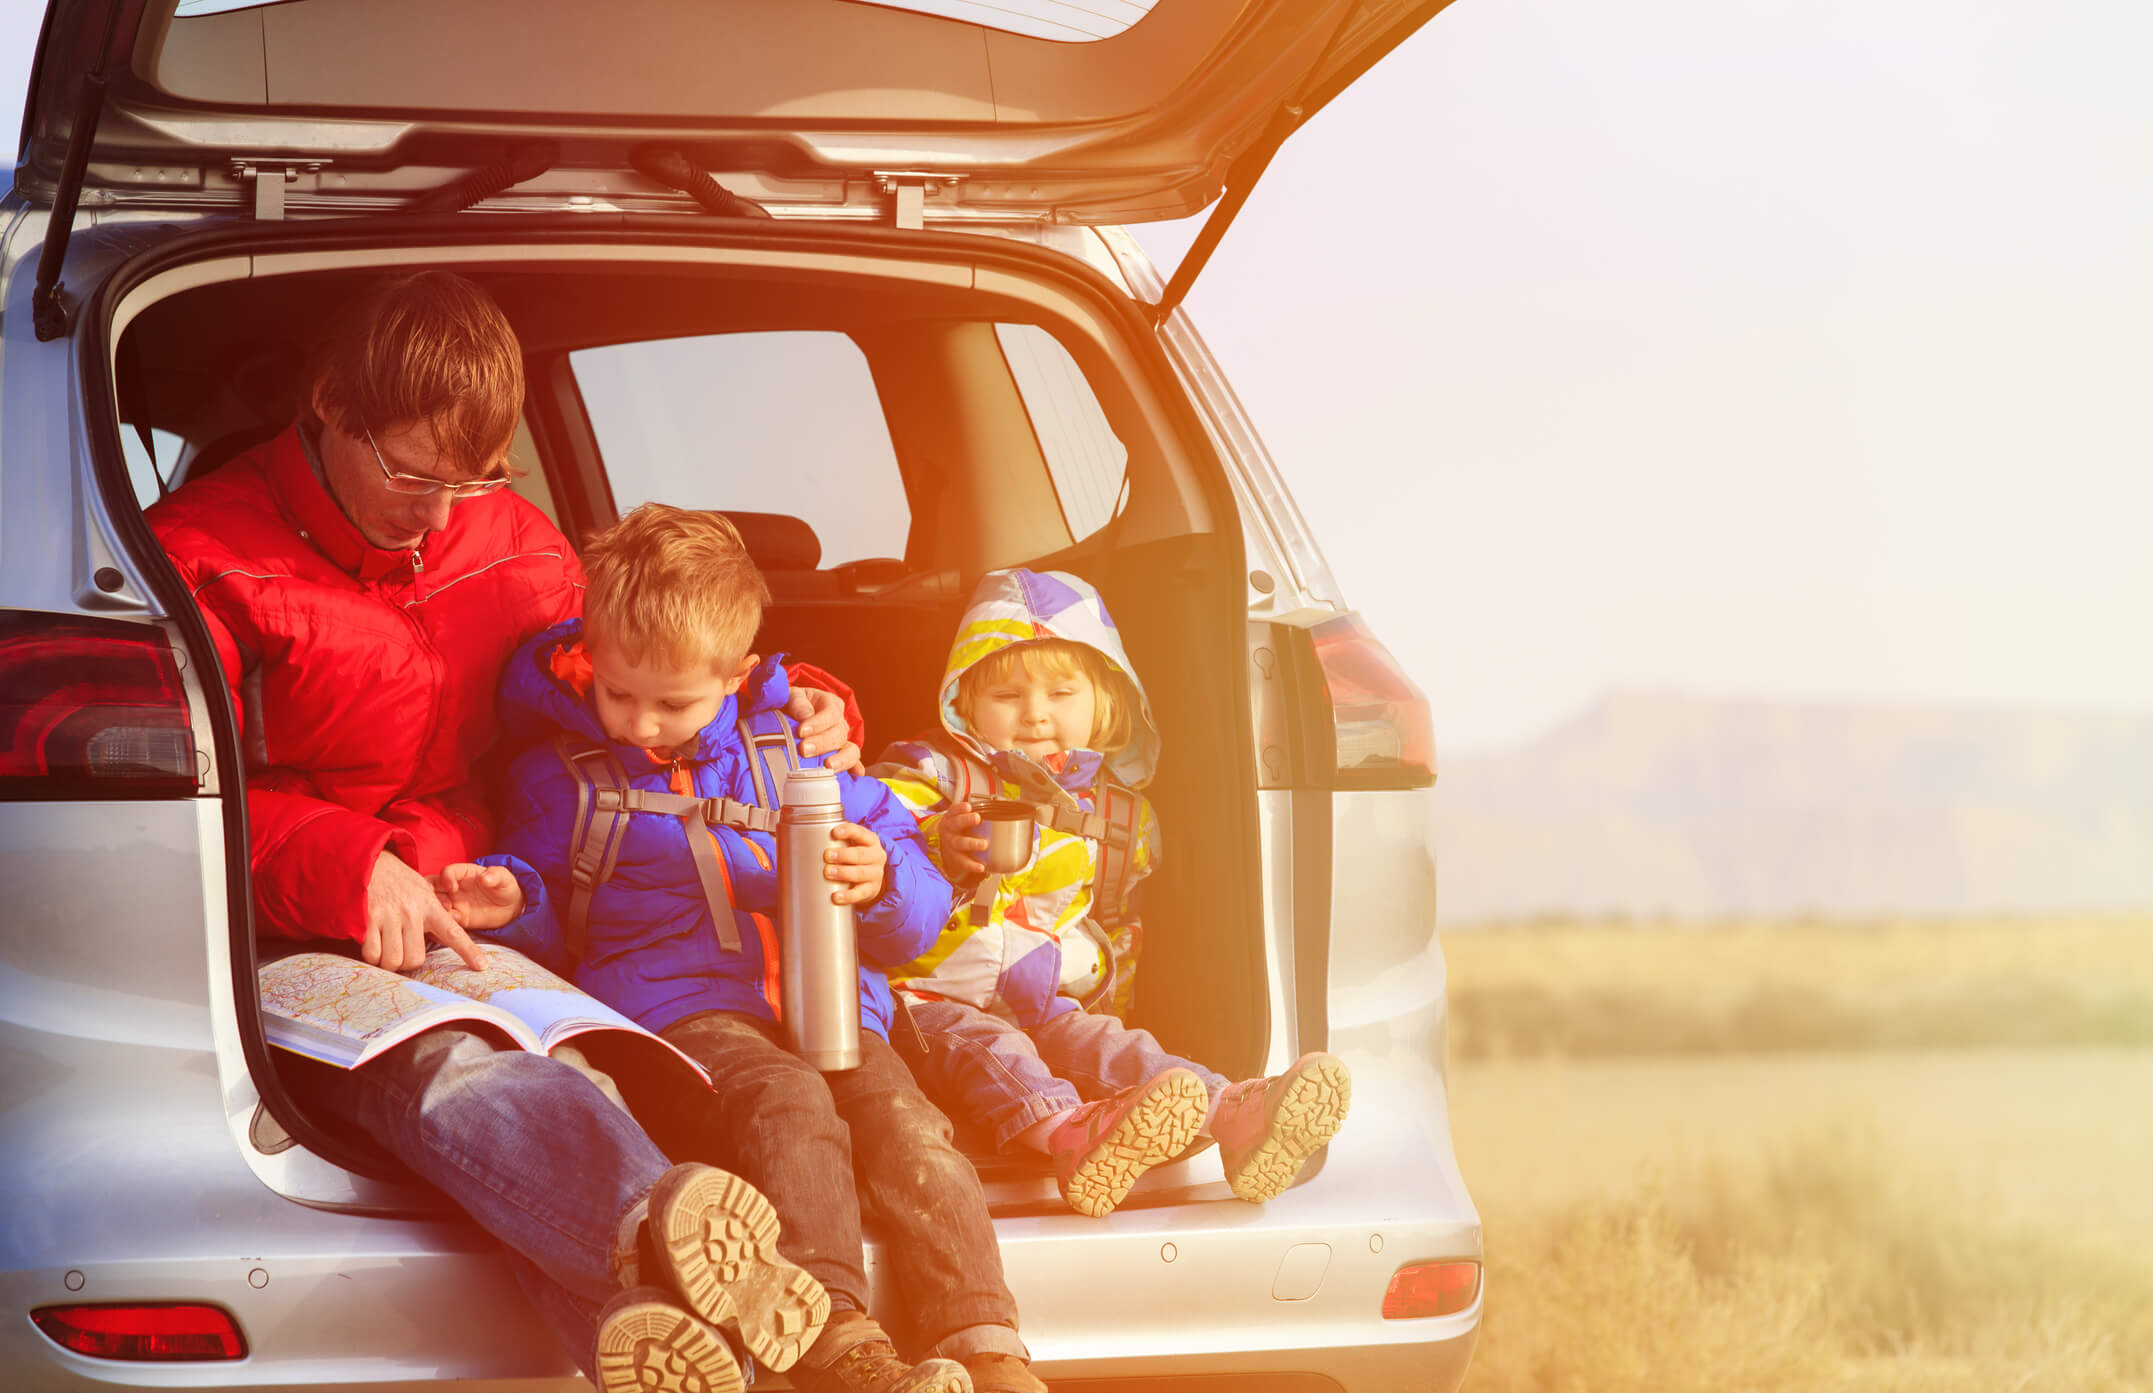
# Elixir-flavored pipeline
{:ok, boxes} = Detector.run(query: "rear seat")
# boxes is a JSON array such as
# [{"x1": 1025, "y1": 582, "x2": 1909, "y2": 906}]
[{"x1": 715, "y1": 511, "x2": 955, "y2": 747}]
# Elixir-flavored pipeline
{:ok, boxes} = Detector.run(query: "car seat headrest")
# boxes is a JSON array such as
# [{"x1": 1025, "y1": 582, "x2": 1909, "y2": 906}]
[{"x1": 715, "y1": 511, "x2": 821, "y2": 572}]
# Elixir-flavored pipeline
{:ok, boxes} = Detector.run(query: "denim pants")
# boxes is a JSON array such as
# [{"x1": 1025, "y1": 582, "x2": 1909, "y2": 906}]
[
  {"x1": 297, "y1": 1026, "x2": 672, "y2": 1377},
  {"x1": 905, "y1": 995, "x2": 1231, "y2": 1151},
  {"x1": 660, "y1": 1011, "x2": 1026, "y2": 1361}
]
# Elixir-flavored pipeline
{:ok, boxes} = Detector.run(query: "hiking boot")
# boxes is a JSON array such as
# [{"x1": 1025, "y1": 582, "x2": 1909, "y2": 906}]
[
  {"x1": 790, "y1": 1311, "x2": 973, "y2": 1393},
  {"x1": 594, "y1": 1286, "x2": 746, "y2": 1393},
  {"x1": 963, "y1": 1352, "x2": 1050, "y2": 1393},
  {"x1": 1210, "y1": 1051, "x2": 1353, "y2": 1204},
  {"x1": 1047, "y1": 1068, "x2": 1208, "y2": 1217},
  {"x1": 613, "y1": 1163, "x2": 830, "y2": 1372}
]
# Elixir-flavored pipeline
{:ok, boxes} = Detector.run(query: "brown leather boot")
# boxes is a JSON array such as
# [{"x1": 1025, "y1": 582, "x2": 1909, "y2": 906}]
[
  {"x1": 789, "y1": 1311, "x2": 973, "y2": 1393},
  {"x1": 963, "y1": 1352, "x2": 1049, "y2": 1393}
]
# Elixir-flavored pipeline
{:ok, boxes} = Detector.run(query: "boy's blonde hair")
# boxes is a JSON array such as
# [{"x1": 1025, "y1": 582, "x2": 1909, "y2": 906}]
[
  {"x1": 581, "y1": 504, "x2": 769, "y2": 671},
  {"x1": 954, "y1": 639, "x2": 1135, "y2": 753}
]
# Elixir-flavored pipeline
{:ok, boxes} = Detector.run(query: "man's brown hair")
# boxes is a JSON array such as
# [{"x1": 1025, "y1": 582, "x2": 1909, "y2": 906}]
[
  {"x1": 308, "y1": 271, "x2": 523, "y2": 475},
  {"x1": 581, "y1": 504, "x2": 770, "y2": 672}
]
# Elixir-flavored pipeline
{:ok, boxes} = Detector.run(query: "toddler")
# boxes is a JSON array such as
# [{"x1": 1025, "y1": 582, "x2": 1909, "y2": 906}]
[
  {"x1": 436, "y1": 505, "x2": 1043, "y2": 1393},
  {"x1": 872, "y1": 568, "x2": 1351, "y2": 1217}
]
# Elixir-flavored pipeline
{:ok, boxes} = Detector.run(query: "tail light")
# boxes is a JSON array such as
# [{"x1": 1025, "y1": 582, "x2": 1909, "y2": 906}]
[
  {"x1": 1382, "y1": 1259, "x2": 1481, "y2": 1319},
  {"x1": 0, "y1": 611, "x2": 199, "y2": 797},
  {"x1": 31, "y1": 1303, "x2": 247, "y2": 1360},
  {"x1": 1309, "y1": 613, "x2": 1434, "y2": 783}
]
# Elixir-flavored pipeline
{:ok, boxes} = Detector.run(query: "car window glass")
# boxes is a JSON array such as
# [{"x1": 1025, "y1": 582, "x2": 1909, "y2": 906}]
[
  {"x1": 505, "y1": 415, "x2": 557, "y2": 528},
  {"x1": 996, "y1": 322, "x2": 1128, "y2": 543},
  {"x1": 571, "y1": 332, "x2": 908, "y2": 568},
  {"x1": 118, "y1": 427, "x2": 186, "y2": 509}
]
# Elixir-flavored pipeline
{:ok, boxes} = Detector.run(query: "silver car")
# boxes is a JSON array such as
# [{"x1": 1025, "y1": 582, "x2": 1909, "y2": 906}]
[{"x1": 0, "y1": 1, "x2": 1480, "y2": 1387}]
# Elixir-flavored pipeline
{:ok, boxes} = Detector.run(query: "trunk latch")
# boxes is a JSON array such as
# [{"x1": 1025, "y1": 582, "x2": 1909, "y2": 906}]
[
  {"x1": 229, "y1": 159, "x2": 331, "y2": 221},
  {"x1": 872, "y1": 171, "x2": 962, "y2": 230}
]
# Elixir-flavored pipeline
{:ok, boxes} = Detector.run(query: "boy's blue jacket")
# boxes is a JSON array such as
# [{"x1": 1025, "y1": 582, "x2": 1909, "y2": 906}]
[{"x1": 478, "y1": 618, "x2": 952, "y2": 1039}]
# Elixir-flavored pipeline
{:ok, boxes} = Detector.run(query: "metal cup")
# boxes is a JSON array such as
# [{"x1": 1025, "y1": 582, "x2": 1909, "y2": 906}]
[{"x1": 975, "y1": 799, "x2": 1037, "y2": 875}]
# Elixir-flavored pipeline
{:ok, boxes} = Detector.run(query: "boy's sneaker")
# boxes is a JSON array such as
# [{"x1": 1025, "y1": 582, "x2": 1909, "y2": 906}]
[
  {"x1": 594, "y1": 1286, "x2": 746, "y2": 1393},
  {"x1": 1047, "y1": 1068, "x2": 1208, "y2": 1217},
  {"x1": 963, "y1": 1352, "x2": 1050, "y2": 1393},
  {"x1": 1210, "y1": 1052, "x2": 1353, "y2": 1204},
  {"x1": 613, "y1": 1162, "x2": 831, "y2": 1372},
  {"x1": 789, "y1": 1310, "x2": 973, "y2": 1393}
]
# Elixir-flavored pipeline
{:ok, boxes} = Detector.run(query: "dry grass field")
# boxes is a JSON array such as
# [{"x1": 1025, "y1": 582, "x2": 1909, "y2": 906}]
[
  {"x1": 1443, "y1": 913, "x2": 2153, "y2": 1057},
  {"x1": 1442, "y1": 915, "x2": 2153, "y2": 1392}
]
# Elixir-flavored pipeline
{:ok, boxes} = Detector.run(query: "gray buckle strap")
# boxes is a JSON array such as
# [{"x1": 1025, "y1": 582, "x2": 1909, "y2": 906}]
[
  {"x1": 705, "y1": 796, "x2": 779, "y2": 834},
  {"x1": 1037, "y1": 805, "x2": 1113, "y2": 843},
  {"x1": 680, "y1": 816, "x2": 743, "y2": 953},
  {"x1": 966, "y1": 871, "x2": 1004, "y2": 926},
  {"x1": 595, "y1": 784, "x2": 750, "y2": 953}
]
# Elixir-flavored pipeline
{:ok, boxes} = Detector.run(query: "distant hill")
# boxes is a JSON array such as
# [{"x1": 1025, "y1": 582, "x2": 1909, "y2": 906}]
[{"x1": 1434, "y1": 693, "x2": 2153, "y2": 923}]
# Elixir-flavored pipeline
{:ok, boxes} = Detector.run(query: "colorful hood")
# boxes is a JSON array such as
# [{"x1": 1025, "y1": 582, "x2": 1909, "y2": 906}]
[{"x1": 939, "y1": 568, "x2": 1159, "y2": 789}]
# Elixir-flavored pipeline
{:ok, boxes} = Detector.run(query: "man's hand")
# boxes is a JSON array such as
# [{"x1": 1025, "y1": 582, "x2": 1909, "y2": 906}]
[
  {"x1": 823, "y1": 822, "x2": 888, "y2": 906},
  {"x1": 787, "y1": 686, "x2": 862, "y2": 774},
  {"x1": 939, "y1": 800, "x2": 988, "y2": 883},
  {"x1": 362, "y1": 851, "x2": 486, "y2": 972},
  {"x1": 431, "y1": 862, "x2": 526, "y2": 931}
]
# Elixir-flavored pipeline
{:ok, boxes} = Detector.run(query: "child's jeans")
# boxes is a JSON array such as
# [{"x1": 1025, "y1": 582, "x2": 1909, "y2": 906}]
[
  {"x1": 659, "y1": 1010, "x2": 1027, "y2": 1363},
  {"x1": 905, "y1": 995, "x2": 1231, "y2": 1152}
]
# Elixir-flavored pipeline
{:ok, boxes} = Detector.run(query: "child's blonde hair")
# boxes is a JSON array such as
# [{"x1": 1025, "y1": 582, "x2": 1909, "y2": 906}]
[
  {"x1": 954, "y1": 639, "x2": 1135, "y2": 753},
  {"x1": 580, "y1": 503, "x2": 768, "y2": 671}
]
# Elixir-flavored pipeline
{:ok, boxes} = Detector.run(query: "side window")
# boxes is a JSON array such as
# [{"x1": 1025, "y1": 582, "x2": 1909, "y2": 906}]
[
  {"x1": 570, "y1": 332, "x2": 909, "y2": 568},
  {"x1": 996, "y1": 323, "x2": 1129, "y2": 543},
  {"x1": 118, "y1": 427, "x2": 186, "y2": 510}
]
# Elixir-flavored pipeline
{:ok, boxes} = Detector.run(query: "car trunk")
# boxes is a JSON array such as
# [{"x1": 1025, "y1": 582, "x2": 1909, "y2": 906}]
[{"x1": 91, "y1": 213, "x2": 1269, "y2": 1211}]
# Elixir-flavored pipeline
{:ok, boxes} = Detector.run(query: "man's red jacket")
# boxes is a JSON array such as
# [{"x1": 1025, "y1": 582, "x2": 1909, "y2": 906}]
[
  {"x1": 148, "y1": 426, "x2": 588, "y2": 946},
  {"x1": 148, "y1": 425, "x2": 865, "y2": 949}
]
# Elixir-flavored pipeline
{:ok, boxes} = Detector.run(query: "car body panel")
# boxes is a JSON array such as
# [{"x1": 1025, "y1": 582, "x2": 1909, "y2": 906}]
[
  {"x1": 5, "y1": 6, "x2": 1477, "y2": 1374},
  {"x1": 23, "y1": 0, "x2": 1459, "y2": 226}
]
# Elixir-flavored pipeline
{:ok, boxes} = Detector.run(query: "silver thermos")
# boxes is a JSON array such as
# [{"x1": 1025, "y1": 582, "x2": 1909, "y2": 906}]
[{"x1": 777, "y1": 767, "x2": 861, "y2": 1071}]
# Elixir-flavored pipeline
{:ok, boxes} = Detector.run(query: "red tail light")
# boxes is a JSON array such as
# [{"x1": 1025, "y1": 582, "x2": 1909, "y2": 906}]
[
  {"x1": 0, "y1": 611, "x2": 198, "y2": 797},
  {"x1": 1309, "y1": 613, "x2": 1434, "y2": 782},
  {"x1": 1381, "y1": 1260, "x2": 1481, "y2": 1319},
  {"x1": 31, "y1": 1303, "x2": 247, "y2": 1361}
]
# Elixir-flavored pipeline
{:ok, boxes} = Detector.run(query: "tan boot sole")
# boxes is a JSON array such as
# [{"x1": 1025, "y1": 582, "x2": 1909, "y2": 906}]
[
  {"x1": 647, "y1": 1166, "x2": 831, "y2": 1372},
  {"x1": 595, "y1": 1290, "x2": 747, "y2": 1393},
  {"x1": 1222, "y1": 1054, "x2": 1352, "y2": 1203},
  {"x1": 1059, "y1": 1070, "x2": 1209, "y2": 1217}
]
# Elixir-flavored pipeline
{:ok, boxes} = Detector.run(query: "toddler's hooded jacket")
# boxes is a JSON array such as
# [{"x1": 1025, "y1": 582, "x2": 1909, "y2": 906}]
[{"x1": 872, "y1": 568, "x2": 1161, "y2": 1028}]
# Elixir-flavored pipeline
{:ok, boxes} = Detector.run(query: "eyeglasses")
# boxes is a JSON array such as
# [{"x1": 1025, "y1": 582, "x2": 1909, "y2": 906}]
[{"x1": 363, "y1": 424, "x2": 512, "y2": 499}]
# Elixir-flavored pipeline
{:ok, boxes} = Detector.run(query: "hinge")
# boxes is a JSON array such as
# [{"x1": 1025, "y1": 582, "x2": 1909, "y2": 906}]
[
  {"x1": 871, "y1": 171, "x2": 962, "y2": 230},
  {"x1": 228, "y1": 158, "x2": 329, "y2": 221}
]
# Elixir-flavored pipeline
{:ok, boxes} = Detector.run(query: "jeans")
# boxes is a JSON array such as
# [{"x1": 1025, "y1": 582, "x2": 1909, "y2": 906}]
[
  {"x1": 660, "y1": 1011, "x2": 1025, "y2": 1361},
  {"x1": 297, "y1": 1027, "x2": 675, "y2": 1376},
  {"x1": 906, "y1": 996, "x2": 1231, "y2": 1151}
]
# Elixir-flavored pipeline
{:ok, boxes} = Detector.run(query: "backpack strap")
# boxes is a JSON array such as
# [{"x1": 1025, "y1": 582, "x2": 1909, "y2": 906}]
[
  {"x1": 552, "y1": 736, "x2": 633, "y2": 962},
  {"x1": 1085, "y1": 773, "x2": 1141, "y2": 929},
  {"x1": 738, "y1": 710, "x2": 802, "y2": 812},
  {"x1": 551, "y1": 734, "x2": 799, "y2": 959}
]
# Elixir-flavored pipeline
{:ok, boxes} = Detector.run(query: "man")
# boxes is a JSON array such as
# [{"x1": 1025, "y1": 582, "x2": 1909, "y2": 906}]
[{"x1": 148, "y1": 270, "x2": 863, "y2": 1391}]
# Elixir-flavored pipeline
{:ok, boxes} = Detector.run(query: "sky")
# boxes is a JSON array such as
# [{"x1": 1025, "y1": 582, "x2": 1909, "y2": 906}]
[{"x1": 6, "y1": 0, "x2": 2147, "y2": 752}]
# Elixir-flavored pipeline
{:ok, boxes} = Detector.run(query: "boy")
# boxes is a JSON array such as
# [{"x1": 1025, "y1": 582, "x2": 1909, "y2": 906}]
[
  {"x1": 435, "y1": 505, "x2": 1044, "y2": 1393},
  {"x1": 871, "y1": 568, "x2": 1352, "y2": 1218}
]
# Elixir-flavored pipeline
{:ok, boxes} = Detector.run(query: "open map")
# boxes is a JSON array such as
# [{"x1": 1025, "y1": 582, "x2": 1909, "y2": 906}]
[{"x1": 258, "y1": 944, "x2": 708, "y2": 1088}]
